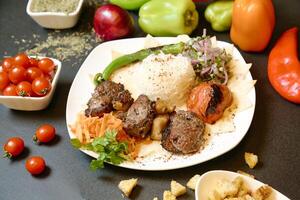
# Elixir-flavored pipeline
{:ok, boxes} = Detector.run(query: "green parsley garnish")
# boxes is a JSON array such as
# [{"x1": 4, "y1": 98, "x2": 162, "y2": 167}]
[{"x1": 70, "y1": 130, "x2": 129, "y2": 170}]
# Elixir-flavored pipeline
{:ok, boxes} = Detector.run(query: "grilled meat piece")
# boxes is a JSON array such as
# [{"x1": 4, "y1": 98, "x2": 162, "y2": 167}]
[
  {"x1": 161, "y1": 110, "x2": 205, "y2": 154},
  {"x1": 85, "y1": 81, "x2": 133, "y2": 117},
  {"x1": 124, "y1": 95, "x2": 156, "y2": 138},
  {"x1": 187, "y1": 83, "x2": 232, "y2": 124}
]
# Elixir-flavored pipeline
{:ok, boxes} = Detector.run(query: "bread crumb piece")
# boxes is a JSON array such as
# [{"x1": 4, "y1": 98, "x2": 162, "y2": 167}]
[
  {"x1": 163, "y1": 190, "x2": 176, "y2": 200},
  {"x1": 253, "y1": 185, "x2": 272, "y2": 200},
  {"x1": 171, "y1": 180, "x2": 186, "y2": 197},
  {"x1": 186, "y1": 174, "x2": 201, "y2": 190},
  {"x1": 244, "y1": 152, "x2": 258, "y2": 169},
  {"x1": 118, "y1": 178, "x2": 138, "y2": 197},
  {"x1": 237, "y1": 170, "x2": 255, "y2": 179},
  {"x1": 215, "y1": 179, "x2": 239, "y2": 198}
]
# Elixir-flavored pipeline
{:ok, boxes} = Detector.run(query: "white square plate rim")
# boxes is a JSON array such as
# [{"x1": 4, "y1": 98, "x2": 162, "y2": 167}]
[{"x1": 66, "y1": 37, "x2": 256, "y2": 171}]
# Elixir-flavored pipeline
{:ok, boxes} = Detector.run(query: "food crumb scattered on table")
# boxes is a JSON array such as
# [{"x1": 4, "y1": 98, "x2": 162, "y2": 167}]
[
  {"x1": 170, "y1": 180, "x2": 186, "y2": 197},
  {"x1": 118, "y1": 178, "x2": 138, "y2": 197},
  {"x1": 245, "y1": 152, "x2": 258, "y2": 169},
  {"x1": 163, "y1": 190, "x2": 176, "y2": 200},
  {"x1": 186, "y1": 174, "x2": 201, "y2": 190}
]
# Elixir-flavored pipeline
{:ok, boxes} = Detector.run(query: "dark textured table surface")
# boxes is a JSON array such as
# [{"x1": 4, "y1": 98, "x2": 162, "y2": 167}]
[{"x1": 0, "y1": 0, "x2": 299, "y2": 200}]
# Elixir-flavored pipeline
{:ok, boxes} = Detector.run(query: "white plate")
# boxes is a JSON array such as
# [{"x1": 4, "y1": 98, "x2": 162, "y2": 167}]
[
  {"x1": 195, "y1": 170, "x2": 290, "y2": 200},
  {"x1": 66, "y1": 37, "x2": 256, "y2": 171}
]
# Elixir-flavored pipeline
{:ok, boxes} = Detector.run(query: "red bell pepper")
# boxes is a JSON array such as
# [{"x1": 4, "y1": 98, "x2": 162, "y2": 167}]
[{"x1": 268, "y1": 27, "x2": 300, "y2": 104}]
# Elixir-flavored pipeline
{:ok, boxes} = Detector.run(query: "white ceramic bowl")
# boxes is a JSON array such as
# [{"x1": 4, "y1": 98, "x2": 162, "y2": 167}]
[
  {"x1": 195, "y1": 170, "x2": 290, "y2": 200},
  {"x1": 0, "y1": 57, "x2": 61, "y2": 111},
  {"x1": 26, "y1": 0, "x2": 84, "y2": 29}
]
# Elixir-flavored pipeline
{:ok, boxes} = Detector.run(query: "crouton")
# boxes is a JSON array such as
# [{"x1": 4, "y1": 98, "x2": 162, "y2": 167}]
[
  {"x1": 118, "y1": 178, "x2": 138, "y2": 197},
  {"x1": 214, "y1": 179, "x2": 239, "y2": 198},
  {"x1": 186, "y1": 174, "x2": 201, "y2": 190},
  {"x1": 253, "y1": 185, "x2": 272, "y2": 200},
  {"x1": 153, "y1": 197, "x2": 159, "y2": 200},
  {"x1": 163, "y1": 190, "x2": 176, "y2": 200},
  {"x1": 170, "y1": 180, "x2": 186, "y2": 197},
  {"x1": 244, "y1": 152, "x2": 258, "y2": 169}
]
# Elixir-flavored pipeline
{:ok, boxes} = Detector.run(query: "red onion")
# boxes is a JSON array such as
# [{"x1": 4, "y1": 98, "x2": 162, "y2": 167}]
[{"x1": 93, "y1": 4, "x2": 134, "y2": 41}]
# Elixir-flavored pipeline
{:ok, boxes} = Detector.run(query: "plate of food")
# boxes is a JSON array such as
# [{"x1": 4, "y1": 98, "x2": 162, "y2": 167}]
[{"x1": 66, "y1": 35, "x2": 256, "y2": 171}]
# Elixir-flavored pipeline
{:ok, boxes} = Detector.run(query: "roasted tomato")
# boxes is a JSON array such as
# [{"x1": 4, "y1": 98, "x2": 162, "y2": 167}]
[{"x1": 187, "y1": 83, "x2": 233, "y2": 124}]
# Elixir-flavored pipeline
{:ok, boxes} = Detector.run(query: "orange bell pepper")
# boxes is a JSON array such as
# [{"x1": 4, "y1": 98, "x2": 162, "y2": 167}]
[
  {"x1": 268, "y1": 27, "x2": 300, "y2": 104},
  {"x1": 230, "y1": 0, "x2": 275, "y2": 52}
]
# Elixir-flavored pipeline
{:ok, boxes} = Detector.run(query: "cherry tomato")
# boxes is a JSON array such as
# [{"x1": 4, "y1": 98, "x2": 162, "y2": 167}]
[
  {"x1": 29, "y1": 58, "x2": 39, "y2": 67},
  {"x1": 8, "y1": 66, "x2": 26, "y2": 84},
  {"x1": 34, "y1": 124, "x2": 56, "y2": 143},
  {"x1": 1, "y1": 57, "x2": 14, "y2": 72},
  {"x1": 25, "y1": 156, "x2": 46, "y2": 175},
  {"x1": 3, "y1": 84, "x2": 17, "y2": 96},
  {"x1": 32, "y1": 77, "x2": 51, "y2": 96},
  {"x1": 3, "y1": 137, "x2": 25, "y2": 158},
  {"x1": 14, "y1": 53, "x2": 30, "y2": 68},
  {"x1": 26, "y1": 67, "x2": 43, "y2": 82},
  {"x1": 16, "y1": 81, "x2": 33, "y2": 97},
  {"x1": 38, "y1": 58, "x2": 55, "y2": 73},
  {"x1": 0, "y1": 71, "x2": 10, "y2": 91}
]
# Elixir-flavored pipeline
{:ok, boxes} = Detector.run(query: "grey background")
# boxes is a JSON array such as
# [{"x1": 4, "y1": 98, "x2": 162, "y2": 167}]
[{"x1": 0, "y1": 0, "x2": 299, "y2": 199}]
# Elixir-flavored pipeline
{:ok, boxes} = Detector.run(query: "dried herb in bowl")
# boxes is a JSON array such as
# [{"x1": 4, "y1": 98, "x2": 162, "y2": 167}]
[{"x1": 30, "y1": 0, "x2": 81, "y2": 14}]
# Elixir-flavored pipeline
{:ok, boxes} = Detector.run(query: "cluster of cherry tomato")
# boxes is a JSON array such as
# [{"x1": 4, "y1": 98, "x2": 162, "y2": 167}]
[
  {"x1": 0, "y1": 53, "x2": 56, "y2": 97},
  {"x1": 3, "y1": 124, "x2": 56, "y2": 175}
]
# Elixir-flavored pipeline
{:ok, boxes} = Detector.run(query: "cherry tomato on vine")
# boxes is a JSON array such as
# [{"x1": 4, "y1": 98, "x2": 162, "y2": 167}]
[
  {"x1": 29, "y1": 58, "x2": 39, "y2": 68},
  {"x1": 32, "y1": 77, "x2": 51, "y2": 96},
  {"x1": 26, "y1": 67, "x2": 43, "y2": 82},
  {"x1": 0, "y1": 71, "x2": 10, "y2": 91},
  {"x1": 14, "y1": 53, "x2": 30, "y2": 68},
  {"x1": 16, "y1": 81, "x2": 33, "y2": 97},
  {"x1": 3, "y1": 137, "x2": 24, "y2": 158},
  {"x1": 8, "y1": 66, "x2": 26, "y2": 84},
  {"x1": 34, "y1": 124, "x2": 56, "y2": 143},
  {"x1": 25, "y1": 156, "x2": 46, "y2": 175},
  {"x1": 1, "y1": 57, "x2": 14, "y2": 72},
  {"x1": 38, "y1": 58, "x2": 55, "y2": 73},
  {"x1": 3, "y1": 84, "x2": 17, "y2": 96}
]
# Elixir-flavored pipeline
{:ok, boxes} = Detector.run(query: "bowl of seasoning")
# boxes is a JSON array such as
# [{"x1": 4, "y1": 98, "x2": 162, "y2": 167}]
[{"x1": 26, "y1": 0, "x2": 84, "y2": 29}]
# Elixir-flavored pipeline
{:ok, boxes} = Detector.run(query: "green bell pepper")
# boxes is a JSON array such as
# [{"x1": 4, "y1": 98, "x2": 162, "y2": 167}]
[
  {"x1": 138, "y1": 0, "x2": 199, "y2": 36},
  {"x1": 109, "y1": 0, "x2": 150, "y2": 10},
  {"x1": 204, "y1": 0, "x2": 233, "y2": 32}
]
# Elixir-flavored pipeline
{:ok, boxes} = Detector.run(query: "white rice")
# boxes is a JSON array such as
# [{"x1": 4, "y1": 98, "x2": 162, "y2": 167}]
[{"x1": 111, "y1": 53, "x2": 196, "y2": 107}]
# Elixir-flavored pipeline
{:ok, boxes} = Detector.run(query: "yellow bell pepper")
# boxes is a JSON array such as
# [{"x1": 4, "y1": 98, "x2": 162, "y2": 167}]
[{"x1": 230, "y1": 0, "x2": 275, "y2": 52}]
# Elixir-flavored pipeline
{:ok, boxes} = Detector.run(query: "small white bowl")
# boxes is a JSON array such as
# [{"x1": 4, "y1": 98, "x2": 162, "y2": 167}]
[
  {"x1": 195, "y1": 170, "x2": 290, "y2": 200},
  {"x1": 0, "y1": 57, "x2": 61, "y2": 111},
  {"x1": 26, "y1": 0, "x2": 84, "y2": 29}
]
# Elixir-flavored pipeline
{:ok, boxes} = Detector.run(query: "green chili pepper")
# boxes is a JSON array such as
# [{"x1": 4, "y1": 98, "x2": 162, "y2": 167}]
[
  {"x1": 204, "y1": 0, "x2": 234, "y2": 32},
  {"x1": 138, "y1": 0, "x2": 199, "y2": 36},
  {"x1": 109, "y1": 0, "x2": 150, "y2": 10},
  {"x1": 95, "y1": 42, "x2": 186, "y2": 84}
]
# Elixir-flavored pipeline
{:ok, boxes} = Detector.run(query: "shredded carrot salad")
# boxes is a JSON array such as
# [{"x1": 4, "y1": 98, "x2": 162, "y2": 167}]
[{"x1": 70, "y1": 112, "x2": 141, "y2": 158}]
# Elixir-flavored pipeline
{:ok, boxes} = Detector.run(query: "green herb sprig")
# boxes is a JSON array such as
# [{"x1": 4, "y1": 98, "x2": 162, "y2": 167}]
[{"x1": 70, "y1": 130, "x2": 129, "y2": 170}]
